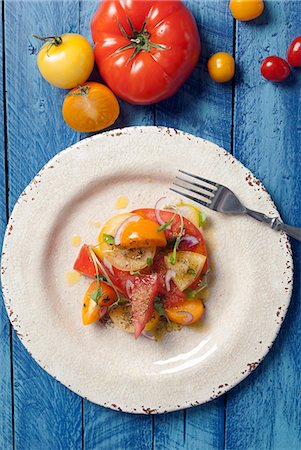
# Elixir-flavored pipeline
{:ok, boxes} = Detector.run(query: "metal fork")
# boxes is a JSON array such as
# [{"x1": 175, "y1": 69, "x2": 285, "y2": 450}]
[{"x1": 170, "y1": 169, "x2": 301, "y2": 242}]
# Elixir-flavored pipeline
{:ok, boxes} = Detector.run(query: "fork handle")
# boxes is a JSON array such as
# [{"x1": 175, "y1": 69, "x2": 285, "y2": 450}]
[{"x1": 246, "y1": 209, "x2": 301, "y2": 242}]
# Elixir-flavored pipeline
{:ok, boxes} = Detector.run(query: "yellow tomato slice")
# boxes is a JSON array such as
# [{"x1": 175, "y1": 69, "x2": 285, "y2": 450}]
[
  {"x1": 94, "y1": 213, "x2": 156, "y2": 271},
  {"x1": 120, "y1": 219, "x2": 166, "y2": 248},
  {"x1": 82, "y1": 281, "x2": 116, "y2": 326},
  {"x1": 176, "y1": 203, "x2": 205, "y2": 228},
  {"x1": 165, "y1": 299, "x2": 205, "y2": 325},
  {"x1": 109, "y1": 305, "x2": 159, "y2": 333}
]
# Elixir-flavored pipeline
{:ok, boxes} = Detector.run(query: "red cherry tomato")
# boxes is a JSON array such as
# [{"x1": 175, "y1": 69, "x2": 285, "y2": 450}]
[
  {"x1": 287, "y1": 36, "x2": 301, "y2": 67},
  {"x1": 260, "y1": 56, "x2": 290, "y2": 82}
]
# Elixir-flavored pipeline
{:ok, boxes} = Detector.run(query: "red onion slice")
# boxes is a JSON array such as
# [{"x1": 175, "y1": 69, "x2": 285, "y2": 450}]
[
  {"x1": 179, "y1": 235, "x2": 199, "y2": 248},
  {"x1": 114, "y1": 214, "x2": 141, "y2": 245},
  {"x1": 102, "y1": 257, "x2": 114, "y2": 275},
  {"x1": 99, "y1": 306, "x2": 108, "y2": 318},
  {"x1": 141, "y1": 331, "x2": 156, "y2": 340},
  {"x1": 176, "y1": 311, "x2": 194, "y2": 324},
  {"x1": 154, "y1": 197, "x2": 167, "y2": 226},
  {"x1": 126, "y1": 280, "x2": 134, "y2": 299},
  {"x1": 165, "y1": 269, "x2": 176, "y2": 292}
]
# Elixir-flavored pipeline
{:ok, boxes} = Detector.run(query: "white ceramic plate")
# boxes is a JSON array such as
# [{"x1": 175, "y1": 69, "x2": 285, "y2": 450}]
[{"x1": 1, "y1": 127, "x2": 293, "y2": 414}]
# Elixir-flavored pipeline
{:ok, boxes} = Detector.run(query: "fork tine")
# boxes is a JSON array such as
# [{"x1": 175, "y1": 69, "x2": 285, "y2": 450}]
[
  {"x1": 175, "y1": 176, "x2": 215, "y2": 194},
  {"x1": 169, "y1": 188, "x2": 210, "y2": 209},
  {"x1": 173, "y1": 182, "x2": 212, "y2": 201},
  {"x1": 178, "y1": 170, "x2": 219, "y2": 188}
]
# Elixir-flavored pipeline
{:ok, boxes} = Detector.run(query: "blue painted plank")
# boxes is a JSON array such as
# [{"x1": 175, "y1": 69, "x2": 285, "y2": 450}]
[
  {"x1": 4, "y1": 1, "x2": 83, "y2": 448},
  {"x1": 154, "y1": 1, "x2": 233, "y2": 449},
  {"x1": 0, "y1": 3, "x2": 13, "y2": 448},
  {"x1": 226, "y1": 1, "x2": 301, "y2": 449},
  {"x1": 79, "y1": 2, "x2": 154, "y2": 449}
]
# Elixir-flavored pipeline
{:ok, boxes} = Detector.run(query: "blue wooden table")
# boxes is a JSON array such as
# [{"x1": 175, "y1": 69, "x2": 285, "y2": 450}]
[{"x1": 1, "y1": 1, "x2": 300, "y2": 449}]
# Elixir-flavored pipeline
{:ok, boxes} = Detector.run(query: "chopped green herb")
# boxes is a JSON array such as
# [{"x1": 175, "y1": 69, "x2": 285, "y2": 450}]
[
  {"x1": 90, "y1": 286, "x2": 103, "y2": 304},
  {"x1": 157, "y1": 213, "x2": 176, "y2": 232},
  {"x1": 185, "y1": 281, "x2": 207, "y2": 299},
  {"x1": 168, "y1": 206, "x2": 184, "y2": 265},
  {"x1": 169, "y1": 254, "x2": 176, "y2": 265},
  {"x1": 154, "y1": 297, "x2": 166, "y2": 317},
  {"x1": 147, "y1": 257, "x2": 153, "y2": 267},
  {"x1": 130, "y1": 270, "x2": 143, "y2": 276},
  {"x1": 199, "y1": 210, "x2": 206, "y2": 225},
  {"x1": 103, "y1": 233, "x2": 115, "y2": 245},
  {"x1": 187, "y1": 268, "x2": 196, "y2": 275}
]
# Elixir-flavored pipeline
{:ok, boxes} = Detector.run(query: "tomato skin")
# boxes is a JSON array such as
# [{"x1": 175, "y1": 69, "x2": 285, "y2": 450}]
[
  {"x1": 287, "y1": 36, "x2": 301, "y2": 67},
  {"x1": 62, "y1": 82, "x2": 119, "y2": 132},
  {"x1": 261, "y1": 56, "x2": 290, "y2": 82},
  {"x1": 208, "y1": 52, "x2": 235, "y2": 83},
  {"x1": 229, "y1": 0, "x2": 264, "y2": 21},
  {"x1": 165, "y1": 299, "x2": 205, "y2": 325},
  {"x1": 73, "y1": 244, "x2": 97, "y2": 278},
  {"x1": 82, "y1": 281, "x2": 117, "y2": 325},
  {"x1": 36, "y1": 33, "x2": 94, "y2": 89},
  {"x1": 130, "y1": 274, "x2": 159, "y2": 338},
  {"x1": 91, "y1": 0, "x2": 200, "y2": 105}
]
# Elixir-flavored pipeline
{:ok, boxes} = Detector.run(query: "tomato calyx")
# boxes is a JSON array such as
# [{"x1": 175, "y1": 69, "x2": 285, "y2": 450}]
[
  {"x1": 33, "y1": 34, "x2": 63, "y2": 56},
  {"x1": 32, "y1": 34, "x2": 62, "y2": 46},
  {"x1": 67, "y1": 84, "x2": 90, "y2": 97},
  {"x1": 115, "y1": 17, "x2": 168, "y2": 63}
]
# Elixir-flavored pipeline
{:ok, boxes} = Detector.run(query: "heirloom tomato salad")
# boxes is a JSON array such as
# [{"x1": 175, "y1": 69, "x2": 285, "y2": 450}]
[{"x1": 73, "y1": 200, "x2": 210, "y2": 340}]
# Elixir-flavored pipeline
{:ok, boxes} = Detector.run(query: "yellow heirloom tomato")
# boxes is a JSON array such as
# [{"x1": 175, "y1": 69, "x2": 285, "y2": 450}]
[
  {"x1": 34, "y1": 33, "x2": 94, "y2": 89},
  {"x1": 208, "y1": 52, "x2": 235, "y2": 83},
  {"x1": 230, "y1": 0, "x2": 264, "y2": 21}
]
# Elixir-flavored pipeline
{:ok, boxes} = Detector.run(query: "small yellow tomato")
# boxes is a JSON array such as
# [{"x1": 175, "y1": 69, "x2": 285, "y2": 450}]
[
  {"x1": 62, "y1": 82, "x2": 120, "y2": 132},
  {"x1": 35, "y1": 33, "x2": 94, "y2": 89},
  {"x1": 229, "y1": 0, "x2": 264, "y2": 21},
  {"x1": 165, "y1": 299, "x2": 205, "y2": 325},
  {"x1": 208, "y1": 52, "x2": 235, "y2": 83},
  {"x1": 82, "y1": 281, "x2": 117, "y2": 326}
]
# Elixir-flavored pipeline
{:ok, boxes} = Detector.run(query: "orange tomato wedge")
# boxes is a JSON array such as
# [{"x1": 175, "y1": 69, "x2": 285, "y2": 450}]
[
  {"x1": 120, "y1": 219, "x2": 167, "y2": 248},
  {"x1": 165, "y1": 299, "x2": 205, "y2": 325},
  {"x1": 82, "y1": 280, "x2": 117, "y2": 326}
]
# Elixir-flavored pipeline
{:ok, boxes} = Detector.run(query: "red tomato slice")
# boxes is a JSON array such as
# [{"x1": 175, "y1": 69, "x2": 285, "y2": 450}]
[
  {"x1": 73, "y1": 244, "x2": 98, "y2": 278},
  {"x1": 163, "y1": 283, "x2": 186, "y2": 309},
  {"x1": 130, "y1": 274, "x2": 159, "y2": 338}
]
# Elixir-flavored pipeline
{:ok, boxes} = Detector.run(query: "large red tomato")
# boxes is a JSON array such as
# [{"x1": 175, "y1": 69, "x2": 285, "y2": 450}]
[{"x1": 91, "y1": 0, "x2": 200, "y2": 105}]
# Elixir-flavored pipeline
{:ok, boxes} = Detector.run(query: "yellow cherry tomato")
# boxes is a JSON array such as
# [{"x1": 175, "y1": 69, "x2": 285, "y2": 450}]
[
  {"x1": 165, "y1": 299, "x2": 205, "y2": 325},
  {"x1": 120, "y1": 219, "x2": 167, "y2": 248},
  {"x1": 35, "y1": 33, "x2": 94, "y2": 89},
  {"x1": 62, "y1": 82, "x2": 120, "y2": 132},
  {"x1": 208, "y1": 52, "x2": 235, "y2": 83},
  {"x1": 82, "y1": 281, "x2": 116, "y2": 326},
  {"x1": 229, "y1": 0, "x2": 264, "y2": 21}
]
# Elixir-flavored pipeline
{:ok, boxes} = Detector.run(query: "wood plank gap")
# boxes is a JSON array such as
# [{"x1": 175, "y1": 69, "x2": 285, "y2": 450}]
[
  {"x1": 152, "y1": 415, "x2": 155, "y2": 450},
  {"x1": 82, "y1": 398, "x2": 85, "y2": 450},
  {"x1": 2, "y1": 1, "x2": 15, "y2": 448},
  {"x1": 224, "y1": 14, "x2": 237, "y2": 450},
  {"x1": 230, "y1": 17, "x2": 237, "y2": 156}
]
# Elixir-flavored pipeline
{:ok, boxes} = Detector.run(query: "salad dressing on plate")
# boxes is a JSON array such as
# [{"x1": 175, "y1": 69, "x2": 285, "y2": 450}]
[
  {"x1": 116, "y1": 195, "x2": 129, "y2": 209},
  {"x1": 65, "y1": 270, "x2": 81, "y2": 286},
  {"x1": 71, "y1": 234, "x2": 81, "y2": 247}
]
